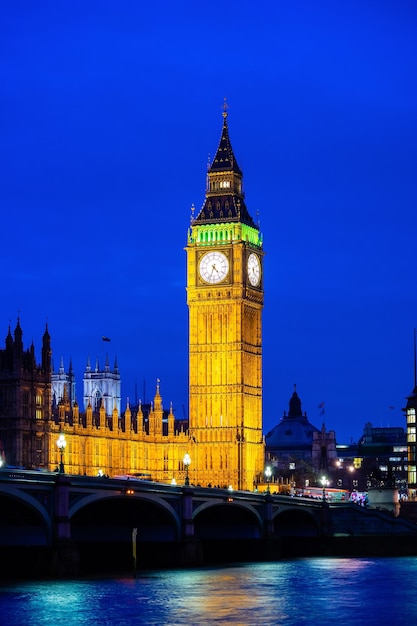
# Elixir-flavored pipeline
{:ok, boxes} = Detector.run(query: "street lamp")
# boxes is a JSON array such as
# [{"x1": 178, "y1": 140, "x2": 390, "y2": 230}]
[
  {"x1": 57, "y1": 434, "x2": 67, "y2": 473},
  {"x1": 265, "y1": 466, "x2": 272, "y2": 493},
  {"x1": 320, "y1": 476, "x2": 329, "y2": 502},
  {"x1": 183, "y1": 453, "x2": 191, "y2": 486}
]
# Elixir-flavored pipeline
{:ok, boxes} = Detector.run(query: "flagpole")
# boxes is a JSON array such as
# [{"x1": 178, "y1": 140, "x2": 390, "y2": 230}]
[{"x1": 414, "y1": 328, "x2": 416, "y2": 388}]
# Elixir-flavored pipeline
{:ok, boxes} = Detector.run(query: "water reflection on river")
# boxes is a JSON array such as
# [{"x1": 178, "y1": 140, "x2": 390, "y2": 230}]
[{"x1": 2, "y1": 557, "x2": 417, "y2": 625}]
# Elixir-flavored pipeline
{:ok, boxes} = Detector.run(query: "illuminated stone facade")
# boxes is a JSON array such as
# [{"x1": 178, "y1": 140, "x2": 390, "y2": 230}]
[
  {"x1": 185, "y1": 106, "x2": 265, "y2": 490},
  {"x1": 48, "y1": 380, "x2": 189, "y2": 481}
]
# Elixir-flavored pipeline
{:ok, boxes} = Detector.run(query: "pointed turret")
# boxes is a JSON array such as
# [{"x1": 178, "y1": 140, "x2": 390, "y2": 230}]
[
  {"x1": 42, "y1": 323, "x2": 52, "y2": 374},
  {"x1": 168, "y1": 400, "x2": 175, "y2": 437},
  {"x1": 124, "y1": 398, "x2": 131, "y2": 432},
  {"x1": 209, "y1": 101, "x2": 242, "y2": 175},
  {"x1": 137, "y1": 400, "x2": 144, "y2": 435},
  {"x1": 13, "y1": 318, "x2": 23, "y2": 360}
]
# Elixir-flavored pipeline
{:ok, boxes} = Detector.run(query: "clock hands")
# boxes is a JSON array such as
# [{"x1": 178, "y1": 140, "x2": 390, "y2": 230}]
[{"x1": 209, "y1": 263, "x2": 219, "y2": 281}]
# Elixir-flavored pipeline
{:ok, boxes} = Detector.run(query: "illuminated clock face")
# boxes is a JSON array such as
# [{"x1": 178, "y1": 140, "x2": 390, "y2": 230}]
[
  {"x1": 199, "y1": 251, "x2": 229, "y2": 284},
  {"x1": 247, "y1": 253, "x2": 261, "y2": 287}
]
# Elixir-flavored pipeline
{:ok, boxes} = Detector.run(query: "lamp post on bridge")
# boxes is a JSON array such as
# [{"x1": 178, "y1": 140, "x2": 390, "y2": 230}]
[
  {"x1": 265, "y1": 466, "x2": 272, "y2": 493},
  {"x1": 183, "y1": 453, "x2": 191, "y2": 486},
  {"x1": 320, "y1": 476, "x2": 329, "y2": 503},
  {"x1": 57, "y1": 434, "x2": 67, "y2": 473}
]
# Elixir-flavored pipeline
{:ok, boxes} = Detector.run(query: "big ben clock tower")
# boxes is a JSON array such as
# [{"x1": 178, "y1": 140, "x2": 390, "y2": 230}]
[{"x1": 186, "y1": 104, "x2": 265, "y2": 490}]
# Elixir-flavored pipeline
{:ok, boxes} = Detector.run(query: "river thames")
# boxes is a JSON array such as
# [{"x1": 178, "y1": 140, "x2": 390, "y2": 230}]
[{"x1": 1, "y1": 557, "x2": 417, "y2": 625}]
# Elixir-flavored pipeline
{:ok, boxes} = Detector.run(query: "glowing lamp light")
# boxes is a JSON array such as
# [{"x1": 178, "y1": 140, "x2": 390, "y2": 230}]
[
  {"x1": 183, "y1": 453, "x2": 191, "y2": 486},
  {"x1": 56, "y1": 434, "x2": 67, "y2": 474},
  {"x1": 265, "y1": 466, "x2": 272, "y2": 493},
  {"x1": 320, "y1": 476, "x2": 329, "y2": 502}
]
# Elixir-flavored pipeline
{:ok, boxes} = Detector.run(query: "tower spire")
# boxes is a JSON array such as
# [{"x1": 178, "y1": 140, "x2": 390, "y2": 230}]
[
  {"x1": 222, "y1": 96, "x2": 229, "y2": 120},
  {"x1": 192, "y1": 103, "x2": 257, "y2": 229}
]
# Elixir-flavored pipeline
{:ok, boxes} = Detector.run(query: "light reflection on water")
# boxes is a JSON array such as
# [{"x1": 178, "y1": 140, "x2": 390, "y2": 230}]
[{"x1": 2, "y1": 558, "x2": 417, "y2": 625}]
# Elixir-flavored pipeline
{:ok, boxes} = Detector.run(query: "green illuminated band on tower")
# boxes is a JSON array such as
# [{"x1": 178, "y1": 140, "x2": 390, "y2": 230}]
[{"x1": 188, "y1": 222, "x2": 262, "y2": 247}]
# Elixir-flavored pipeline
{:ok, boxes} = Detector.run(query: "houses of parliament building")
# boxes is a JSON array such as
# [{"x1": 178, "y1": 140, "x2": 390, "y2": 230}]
[{"x1": 0, "y1": 108, "x2": 266, "y2": 490}]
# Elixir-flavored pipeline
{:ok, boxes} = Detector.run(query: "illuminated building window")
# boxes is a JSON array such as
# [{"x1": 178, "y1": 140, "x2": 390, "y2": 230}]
[
  {"x1": 36, "y1": 409, "x2": 42, "y2": 420},
  {"x1": 407, "y1": 426, "x2": 416, "y2": 442},
  {"x1": 407, "y1": 409, "x2": 416, "y2": 424}
]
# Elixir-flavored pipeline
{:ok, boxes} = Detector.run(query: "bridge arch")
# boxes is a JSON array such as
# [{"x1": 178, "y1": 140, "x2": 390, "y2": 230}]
[
  {"x1": 70, "y1": 491, "x2": 181, "y2": 543},
  {"x1": 0, "y1": 485, "x2": 53, "y2": 546},
  {"x1": 193, "y1": 499, "x2": 263, "y2": 540},
  {"x1": 273, "y1": 506, "x2": 320, "y2": 537}
]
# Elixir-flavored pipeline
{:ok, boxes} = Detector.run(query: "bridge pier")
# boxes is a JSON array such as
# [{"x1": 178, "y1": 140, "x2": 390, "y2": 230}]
[
  {"x1": 180, "y1": 487, "x2": 203, "y2": 566},
  {"x1": 264, "y1": 493, "x2": 275, "y2": 537},
  {"x1": 50, "y1": 474, "x2": 80, "y2": 577}
]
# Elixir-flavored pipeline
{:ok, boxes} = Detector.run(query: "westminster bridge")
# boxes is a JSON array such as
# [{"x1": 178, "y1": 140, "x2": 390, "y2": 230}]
[{"x1": 1, "y1": 469, "x2": 417, "y2": 577}]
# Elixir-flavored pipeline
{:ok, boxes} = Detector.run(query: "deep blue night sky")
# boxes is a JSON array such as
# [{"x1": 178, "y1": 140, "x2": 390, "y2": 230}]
[{"x1": 2, "y1": 1, "x2": 416, "y2": 443}]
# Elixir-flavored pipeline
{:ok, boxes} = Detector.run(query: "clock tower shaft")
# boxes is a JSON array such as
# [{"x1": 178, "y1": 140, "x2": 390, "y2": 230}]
[{"x1": 186, "y1": 106, "x2": 265, "y2": 490}]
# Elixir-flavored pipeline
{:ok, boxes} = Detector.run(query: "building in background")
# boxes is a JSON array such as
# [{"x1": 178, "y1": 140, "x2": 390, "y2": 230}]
[
  {"x1": 0, "y1": 319, "x2": 52, "y2": 468},
  {"x1": 265, "y1": 386, "x2": 336, "y2": 489},
  {"x1": 403, "y1": 329, "x2": 417, "y2": 500},
  {"x1": 82, "y1": 355, "x2": 121, "y2": 416},
  {"x1": 52, "y1": 357, "x2": 76, "y2": 409}
]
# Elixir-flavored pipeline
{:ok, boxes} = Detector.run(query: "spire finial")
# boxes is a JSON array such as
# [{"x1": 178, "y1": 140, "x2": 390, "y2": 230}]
[{"x1": 222, "y1": 97, "x2": 229, "y2": 120}]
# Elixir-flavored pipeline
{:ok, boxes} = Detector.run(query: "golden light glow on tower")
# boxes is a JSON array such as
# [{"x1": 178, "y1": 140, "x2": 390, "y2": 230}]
[{"x1": 186, "y1": 105, "x2": 265, "y2": 490}]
